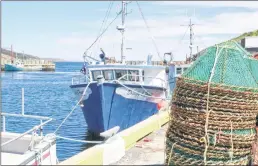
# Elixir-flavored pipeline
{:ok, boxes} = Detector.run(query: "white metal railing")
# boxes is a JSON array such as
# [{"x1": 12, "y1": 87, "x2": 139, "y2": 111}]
[
  {"x1": 72, "y1": 73, "x2": 167, "y2": 87},
  {"x1": 71, "y1": 73, "x2": 170, "y2": 99},
  {"x1": 115, "y1": 74, "x2": 169, "y2": 99},
  {"x1": 1, "y1": 114, "x2": 52, "y2": 147},
  {"x1": 1, "y1": 88, "x2": 53, "y2": 147},
  {"x1": 117, "y1": 74, "x2": 167, "y2": 88},
  {"x1": 72, "y1": 75, "x2": 90, "y2": 85}
]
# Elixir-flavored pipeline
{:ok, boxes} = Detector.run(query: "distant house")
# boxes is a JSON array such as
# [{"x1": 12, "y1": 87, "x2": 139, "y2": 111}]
[{"x1": 240, "y1": 36, "x2": 258, "y2": 59}]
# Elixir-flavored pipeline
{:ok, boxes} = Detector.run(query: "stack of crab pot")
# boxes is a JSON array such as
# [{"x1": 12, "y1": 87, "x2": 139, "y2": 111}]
[{"x1": 165, "y1": 41, "x2": 258, "y2": 165}]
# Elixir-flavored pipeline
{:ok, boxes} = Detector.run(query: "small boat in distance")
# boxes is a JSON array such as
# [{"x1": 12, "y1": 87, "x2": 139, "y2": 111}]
[
  {"x1": 5, "y1": 63, "x2": 44, "y2": 71},
  {"x1": 5, "y1": 61, "x2": 24, "y2": 71},
  {"x1": 70, "y1": 1, "x2": 192, "y2": 137},
  {"x1": 5, "y1": 61, "x2": 43, "y2": 71},
  {"x1": 3, "y1": 47, "x2": 54, "y2": 72}
]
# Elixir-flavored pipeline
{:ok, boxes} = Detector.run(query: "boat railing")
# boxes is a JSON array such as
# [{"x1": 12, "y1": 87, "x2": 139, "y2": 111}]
[
  {"x1": 1, "y1": 112, "x2": 53, "y2": 147},
  {"x1": 72, "y1": 75, "x2": 90, "y2": 85},
  {"x1": 71, "y1": 73, "x2": 168, "y2": 88},
  {"x1": 117, "y1": 74, "x2": 168, "y2": 88}
]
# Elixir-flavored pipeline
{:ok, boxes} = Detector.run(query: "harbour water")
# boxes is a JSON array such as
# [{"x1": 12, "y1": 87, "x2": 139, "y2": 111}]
[{"x1": 1, "y1": 62, "x2": 92, "y2": 161}]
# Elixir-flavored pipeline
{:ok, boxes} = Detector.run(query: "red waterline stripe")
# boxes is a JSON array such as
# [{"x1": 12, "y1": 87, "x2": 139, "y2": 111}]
[{"x1": 32, "y1": 151, "x2": 51, "y2": 166}]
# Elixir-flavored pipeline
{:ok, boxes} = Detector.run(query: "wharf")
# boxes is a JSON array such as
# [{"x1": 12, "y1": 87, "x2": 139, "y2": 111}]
[
  {"x1": 59, "y1": 110, "x2": 170, "y2": 165},
  {"x1": 23, "y1": 62, "x2": 55, "y2": 71},
  {"x1": 113, "y1": 124, "x2": 168, "y2": 165}
]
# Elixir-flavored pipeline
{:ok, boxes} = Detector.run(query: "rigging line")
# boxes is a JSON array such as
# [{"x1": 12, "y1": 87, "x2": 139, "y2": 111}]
[
  {"x1": 136, "y1": 1, "x2": 162, "y2": 60},
  {"x1": 94, "y1": 2, "x2": 114, "y2": 55},
  {"x1": 92, "y1": 2, "x2": 112, "y2": 52},
  {"x1": 91, "y1": 1, "x2": 113, "y2": 57},
  {"x1": 54, "y1": 82, "x2": 92, "y2": 134},
  {"x1": 194, "y1": 35, "x2": 208, "y2": 48},
  {"x1": 172, "y1": 25, "x2": 189, "y2": 53},
  {"x1": 83, "y1": 10, "x2": 122, "y2": 56},
  {"x1": 98, "y1": 2, "x2": 113, "y2": 36}
]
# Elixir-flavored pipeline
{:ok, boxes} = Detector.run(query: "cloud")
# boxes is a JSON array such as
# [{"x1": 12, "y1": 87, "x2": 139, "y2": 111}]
[
  {"x1": 126, "y1": 10, "x2": 258, "y2": 36},
  {"x1": 154, "y1": 1, "x2": 258, "y2": 9},
  {"x1": 55, "y1": 4, "x2": 258, "y2": 61}
]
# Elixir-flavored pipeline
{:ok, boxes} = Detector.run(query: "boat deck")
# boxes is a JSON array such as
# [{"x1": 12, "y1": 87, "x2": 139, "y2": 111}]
[
  {"x1": 113, "y1": 124, "x2": 168, "y2": 165},
  {"x1": 1, "y1": 152, "x2": 27, "y2": 165}
]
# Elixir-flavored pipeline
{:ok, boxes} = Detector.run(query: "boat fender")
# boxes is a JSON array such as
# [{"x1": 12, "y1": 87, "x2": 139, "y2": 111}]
[
  {"x1": 100, "y1": 126, "x2": 120, "y2": 140},
  {"x1": 157, "y1": 100, "x2": 166, "y2": 110}
]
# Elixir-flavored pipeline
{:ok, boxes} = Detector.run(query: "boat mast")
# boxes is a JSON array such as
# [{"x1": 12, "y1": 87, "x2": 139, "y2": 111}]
[
  {"x1": 117, "y1": 1, "x2": 126, "y2": 64},
  {"x1": 181, "y1": 18, "x2": 195, "y2": 61},
  {"x1": 11, "y1": 45, "x2": 13, "y2": 64},
  {"x1": 121, "y1": 1, "x2": 125, "y2": 64},
  {"x1": 23, "y1": 51, "x2": 25, "y2": 62},
  {"x1": 189, "y1": 18, "x2": 194, "y2": 60}
]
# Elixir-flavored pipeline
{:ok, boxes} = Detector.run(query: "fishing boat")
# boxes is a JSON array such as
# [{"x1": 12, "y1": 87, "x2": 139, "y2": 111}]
[
  {"x1": 5, "y1": 61, "x2": 24, "y2": 71},
  {"x1": 4, "y1": 48, "x2": 43, "y2": 72},
  {"x1": 70, "y1": 1, "x2": 192, "y2": 137},
  {"x1": 5, "y1": 61, "x2": 43, "y2": 71}
]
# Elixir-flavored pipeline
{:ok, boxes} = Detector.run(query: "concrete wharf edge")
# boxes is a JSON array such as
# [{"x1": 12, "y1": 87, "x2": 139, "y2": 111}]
[{"x1": 59, "y1": 110, "x2": 170, "y2": 165}]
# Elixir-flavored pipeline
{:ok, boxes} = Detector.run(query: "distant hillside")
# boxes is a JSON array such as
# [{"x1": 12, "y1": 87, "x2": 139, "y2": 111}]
[
  {"x1": 1, "y1": 48, "x2": 65, "y2": 62},
  {"x1": 216, "y1": 29, "x2": 258, "y2": 46},
  {"x1": 1, "y1": 48, "x2": 40, "y2": 59},
  {"x1": 230, "y1": 29, "x2": 258, "y2": 42}
]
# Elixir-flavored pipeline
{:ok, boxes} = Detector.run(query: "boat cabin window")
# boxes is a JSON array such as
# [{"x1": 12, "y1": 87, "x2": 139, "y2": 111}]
[
  {"x1": 91, "y1": 69, "x2": 141, "y2": 82},
  {"x1": 176, "y1": 67, "x2": 182, "y2": 75},
  {"x1": 142, "y1": 70, "x2": 144, "y2": 81},
  {"x1": 103, "y1": 70, "x2": 114, "y2": 80},
  {"x1": 115, "y1": 70, "x2": 127, "y2": 80},
  {"x1": 183, "y1": 67, "x2": 188, "y2": 72},
  {"x1": 92, "y1": 70, "x2": 102, "y2": 81},
  {"x1": 128, "y1": 70, "x2": 139, "y2": 81}
]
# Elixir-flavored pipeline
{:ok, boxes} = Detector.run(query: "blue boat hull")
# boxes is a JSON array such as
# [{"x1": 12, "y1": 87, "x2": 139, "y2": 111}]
[
  {"x1": 70, "y1": 82, "x2": 166, "y2": 134},
  {"x1": 4, "y1": 64, "x2": 23, "y2": 71}
]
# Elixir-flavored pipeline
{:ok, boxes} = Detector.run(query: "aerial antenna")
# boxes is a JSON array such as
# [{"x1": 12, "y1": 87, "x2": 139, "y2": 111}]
[{"x1": 181, "y1": 8, "x2": 199, "y2": 61}]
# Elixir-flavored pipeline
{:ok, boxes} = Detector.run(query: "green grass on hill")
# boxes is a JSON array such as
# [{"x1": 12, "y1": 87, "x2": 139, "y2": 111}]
[
  {"x1": 231, "y1": 29, "x2": 258, "y2": 42},
  {"x1": 193, "y1": 29, "x2": 258, "y2": 61},
  {"x1": 217, "y1": 29, "x2": 258, "y2": 45}
]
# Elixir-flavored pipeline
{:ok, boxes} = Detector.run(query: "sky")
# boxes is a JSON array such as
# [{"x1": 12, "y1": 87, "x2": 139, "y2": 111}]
[{"x1": 2, "y1": 1, "x2": 258, "y2": 62}]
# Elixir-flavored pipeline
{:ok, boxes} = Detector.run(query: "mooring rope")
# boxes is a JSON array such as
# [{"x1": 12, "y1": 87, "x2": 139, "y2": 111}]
[
  {"x1": 203, "y1": 44, "x2": 224, "y2": 165},
  {"x1": 56, "y1": 135, "x2": 104, "y2": 144},
  {"x1": 167, "y1": 142, "x2": 177, "y2": 166},
  {"x1": 54, "y1": 82, "x2": 92, "y2": 134},
  {"x1": 113, "y1": 79, "x2": 167, "y2": 100}
]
